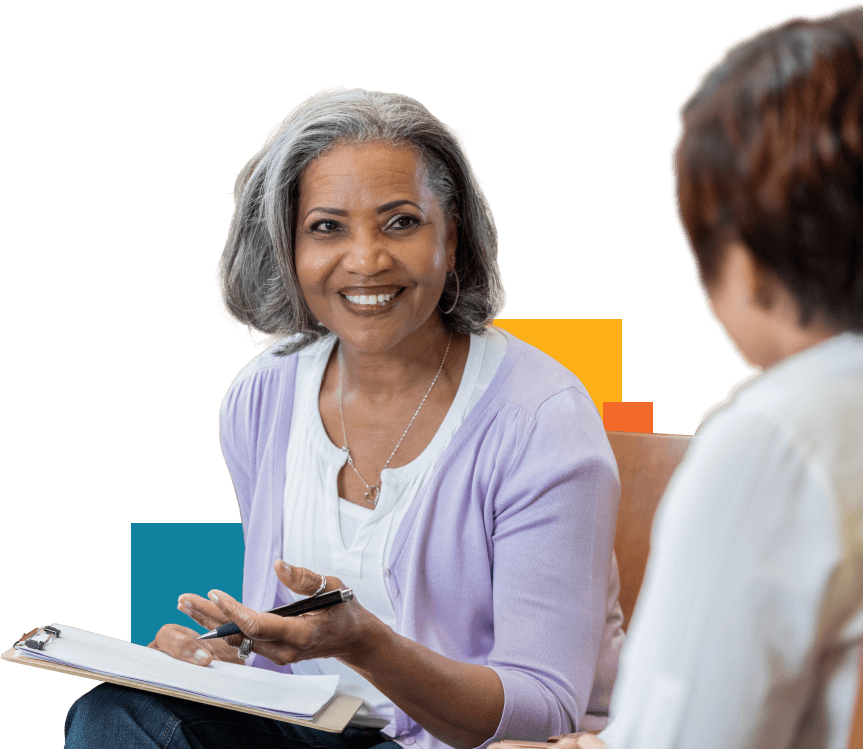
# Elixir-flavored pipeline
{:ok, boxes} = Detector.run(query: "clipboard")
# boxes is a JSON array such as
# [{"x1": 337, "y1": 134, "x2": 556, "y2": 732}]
[{"x1": 2, "y1": 625, "x2": 364, "y2": 733}]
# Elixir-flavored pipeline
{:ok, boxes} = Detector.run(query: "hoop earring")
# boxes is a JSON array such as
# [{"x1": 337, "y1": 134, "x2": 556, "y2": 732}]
[{"x1": 438, "y1": 270, "x2": 460, "y2": 315}]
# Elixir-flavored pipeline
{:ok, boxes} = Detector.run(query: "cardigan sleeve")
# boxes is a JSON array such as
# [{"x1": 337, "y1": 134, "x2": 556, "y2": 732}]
[
  {"x1": 219, "y1": 369, "x2": 258, "y2": 528},
  {"x1": 218, "y1": 357, "x2": 289, "y2": 533},
  {"x1": 485, "y1": 387, "x2": 620, "y2": 741},
  {"x1": 218, "y1": 351, "x2": 300, "y2": 676}
]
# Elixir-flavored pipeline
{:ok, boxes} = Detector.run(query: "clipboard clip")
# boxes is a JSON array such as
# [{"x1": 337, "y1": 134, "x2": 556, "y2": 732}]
[{"x1": 15, "y1": 625, "x2": 61, "y2": 651}]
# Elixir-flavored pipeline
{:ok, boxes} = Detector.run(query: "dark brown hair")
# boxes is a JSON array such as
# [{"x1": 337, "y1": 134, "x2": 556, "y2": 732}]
[{"x1": 676, "y1": 11, "x2": 863, "y2": 330}]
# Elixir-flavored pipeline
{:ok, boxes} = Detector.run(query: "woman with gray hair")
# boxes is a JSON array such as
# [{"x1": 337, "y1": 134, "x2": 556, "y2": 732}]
[{"x1": 64, "y1": 90, "x2": 623, "y2": 749}]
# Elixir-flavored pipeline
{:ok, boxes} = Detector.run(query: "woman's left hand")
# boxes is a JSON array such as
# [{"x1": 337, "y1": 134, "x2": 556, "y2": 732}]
[
  {"x1": 545, "y1": 734, "x2": 605, "y2": 749},
  {"x1": 487, "y1": 733, "x2": 605, "y2": 749},
  {"x1": 200, "y1": 560, "x2": 380, "y2": 667}
]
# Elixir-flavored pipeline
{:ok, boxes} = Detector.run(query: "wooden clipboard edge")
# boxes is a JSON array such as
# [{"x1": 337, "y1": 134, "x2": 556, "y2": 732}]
[{"x1": 2, "y1": 646, "x2": 364, "y2": 733}]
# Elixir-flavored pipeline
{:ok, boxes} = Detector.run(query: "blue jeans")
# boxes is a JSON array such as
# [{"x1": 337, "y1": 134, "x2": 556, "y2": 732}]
[{"x1": 65, "y1": 683, "x2": 403, "y2": 749}]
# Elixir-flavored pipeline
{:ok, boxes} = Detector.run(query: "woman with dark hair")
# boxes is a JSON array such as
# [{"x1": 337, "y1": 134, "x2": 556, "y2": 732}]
[
  {"x1": 544, "y1": 11, "x2": 863, "y2": 749},
  {"x1": 64, "y1": 90, "x2": 624, "y2": 749}
]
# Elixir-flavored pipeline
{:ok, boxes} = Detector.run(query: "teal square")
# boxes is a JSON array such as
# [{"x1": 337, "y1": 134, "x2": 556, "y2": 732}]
[{"x1": 131, "y1": 523, "x2": 244, "y2": 646}]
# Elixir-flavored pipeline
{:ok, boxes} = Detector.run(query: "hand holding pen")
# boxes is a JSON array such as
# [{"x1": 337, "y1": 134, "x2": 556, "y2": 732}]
[
  {"x1": 148, "y1": 560, "x2": 377, "y2": 668},
  {"x1": 198, "y1": 587, "x2": 354, "y2": 641}
]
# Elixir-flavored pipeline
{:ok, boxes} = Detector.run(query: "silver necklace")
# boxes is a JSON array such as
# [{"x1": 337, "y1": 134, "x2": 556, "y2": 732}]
[{"x1": 338, "y1": 331, "x2": 453, "y2": 507}]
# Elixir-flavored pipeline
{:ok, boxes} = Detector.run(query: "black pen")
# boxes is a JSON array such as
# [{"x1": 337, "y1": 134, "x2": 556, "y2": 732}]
[{"x1": 197, "y1": 588, "x2": 354, "y2": 640}]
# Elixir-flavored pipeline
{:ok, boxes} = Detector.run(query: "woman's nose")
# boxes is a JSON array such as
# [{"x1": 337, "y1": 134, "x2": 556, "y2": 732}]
[{"x1": 341, "y1": 230, "x2": 394, "y2": 275}]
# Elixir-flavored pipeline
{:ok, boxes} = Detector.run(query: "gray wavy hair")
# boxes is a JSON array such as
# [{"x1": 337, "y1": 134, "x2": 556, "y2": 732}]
[{"x1": 220, "y1": 89, "x2": 505, "y2": 354}]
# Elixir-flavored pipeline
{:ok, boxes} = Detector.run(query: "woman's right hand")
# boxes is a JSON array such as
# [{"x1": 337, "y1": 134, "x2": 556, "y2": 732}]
[{"x1": 147, "y1": 593, "x2": 244, "y2": 666}]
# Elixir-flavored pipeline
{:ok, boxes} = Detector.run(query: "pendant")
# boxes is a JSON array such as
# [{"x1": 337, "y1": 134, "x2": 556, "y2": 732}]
[{"x1": 364, "y1": 485, "x2": 380, "y2": 507}]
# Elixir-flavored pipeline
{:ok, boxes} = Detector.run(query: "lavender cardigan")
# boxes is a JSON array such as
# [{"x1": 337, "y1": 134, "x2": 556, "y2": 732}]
[{"x1": 219, "y1": 332, "x2": 623, "y2": 748}]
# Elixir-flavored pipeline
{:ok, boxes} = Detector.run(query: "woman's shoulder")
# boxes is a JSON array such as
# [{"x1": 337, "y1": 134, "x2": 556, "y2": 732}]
[
  {"x1": 697, "y1": 332, "x2": 863, "y2": 459},
  {"x1": 466, "y1": 330, "x2": 612, "y2": 471},
  {"x1": 226, "y1": 333, "x2": 336, "y2": 392},
  {"x1": 460, "y1": 331, "x2": 617, "y2": 520},
  {"x1": 489, "y1": 329, "x2": 599, "y2": 417}
]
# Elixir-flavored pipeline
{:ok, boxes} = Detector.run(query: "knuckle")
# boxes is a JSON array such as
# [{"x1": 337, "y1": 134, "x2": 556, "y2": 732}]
[
  {"x1": 167, "y1": 630, "x2": 195, "y2": 653},
  {"x1": 242, "y1": 615, "x2": 263, "y2": 638},
  {"x1": 225, "y1": 634, "x2": 244, "y2": 648},
  {"x1": 154, "y1": 625, "x2": 175, "y2": 646}
]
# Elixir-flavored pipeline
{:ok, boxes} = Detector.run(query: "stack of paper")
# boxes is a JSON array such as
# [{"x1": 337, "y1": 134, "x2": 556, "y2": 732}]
[{"x1": 15, "y1": 624, "x2": 338, "y2": 720}]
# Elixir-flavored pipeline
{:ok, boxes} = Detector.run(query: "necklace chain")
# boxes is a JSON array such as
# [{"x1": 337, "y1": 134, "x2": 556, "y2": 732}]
[{"x1": 338, "y1": 331, "x2": 453, "y2": 507}]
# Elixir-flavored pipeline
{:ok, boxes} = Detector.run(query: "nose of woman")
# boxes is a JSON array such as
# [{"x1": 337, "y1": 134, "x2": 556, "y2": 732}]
[{"x1": 340, "y1": 227, "x2": 395, "y2": 276}]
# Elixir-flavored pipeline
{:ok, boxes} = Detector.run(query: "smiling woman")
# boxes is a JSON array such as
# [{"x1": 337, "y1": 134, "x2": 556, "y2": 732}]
[
  {"x1": 220, "y1": 90, "x2": 499, "y2": 349},
  {"x1": 294, "y1": 142, "x2": 465, "y2": 508},
  {"x1": 294, "y1": 143, "x2": 456, "y2": 361},
  {"x1": 63, "y1": 90, "x2": 625, "y2": 749}
]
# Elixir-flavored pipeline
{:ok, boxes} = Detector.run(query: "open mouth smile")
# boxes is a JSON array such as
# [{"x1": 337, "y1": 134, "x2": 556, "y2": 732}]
[{"x1": 340, "y1": 287, "x2": 405, "y2": 311}]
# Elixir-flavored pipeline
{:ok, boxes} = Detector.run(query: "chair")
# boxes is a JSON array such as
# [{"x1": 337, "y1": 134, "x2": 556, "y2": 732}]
[
  {"x1": 606, "y1": 430, "x2": 691, "y2": 631},
  {"x1": 851, "y1": 655, "x2": 863, "y2": 749},
  {"x1": 606, "y1": 430, "x2": 863, "y2": 748}
]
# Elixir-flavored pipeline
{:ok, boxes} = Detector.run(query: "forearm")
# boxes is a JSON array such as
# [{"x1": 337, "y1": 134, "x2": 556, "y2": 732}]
[{"x1": 343, "y1": 621, "x2": 504, "y2": 749}]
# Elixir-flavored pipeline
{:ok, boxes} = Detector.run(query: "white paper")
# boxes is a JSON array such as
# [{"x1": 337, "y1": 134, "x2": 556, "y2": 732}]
[{"x1": 17, "y1": 624, "x2": 338, "y2": 718}]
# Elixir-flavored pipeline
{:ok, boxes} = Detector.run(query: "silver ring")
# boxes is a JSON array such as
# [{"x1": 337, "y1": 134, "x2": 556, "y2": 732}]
[
  {"x1": 238, "y1": 638, "x2": 253, "y2": 660},
  {"x1": 313, "y1": 574, "x2": 327, "y2": 596}
]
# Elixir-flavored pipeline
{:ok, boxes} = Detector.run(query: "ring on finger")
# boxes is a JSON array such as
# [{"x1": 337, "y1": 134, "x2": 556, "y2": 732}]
[
  {"x1": 238, "y1": 638, "x2": 253, "y2": 660},
  {"x1": 312, "y1": 572, "x2": 327, "y2": 596}
]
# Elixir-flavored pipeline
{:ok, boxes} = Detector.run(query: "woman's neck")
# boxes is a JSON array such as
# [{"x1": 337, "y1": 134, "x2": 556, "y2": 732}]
[{"x1": 336, "y1": 319, "x2": 457, "y2": 400}]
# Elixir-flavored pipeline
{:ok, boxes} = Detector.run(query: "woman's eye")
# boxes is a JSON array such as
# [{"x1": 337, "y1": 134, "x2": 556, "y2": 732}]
[
  {"x1": 310, "y1": 214, "x2": 419, "y2": 234},
  {"x1": 388, "y1": 215, "x2": 419, "y2": 230},
  {"x1": 311, "y1": 219, "x2": 340, "y2": 234}
]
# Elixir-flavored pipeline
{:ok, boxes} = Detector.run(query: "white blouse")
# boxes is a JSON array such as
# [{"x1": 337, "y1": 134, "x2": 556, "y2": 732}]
[
  {"x1": 601, "y1": 332, "x2": 863, "y2": 749},
  {"x1": 282, "y1": 329, "x2": 507, "y2": 727}
]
